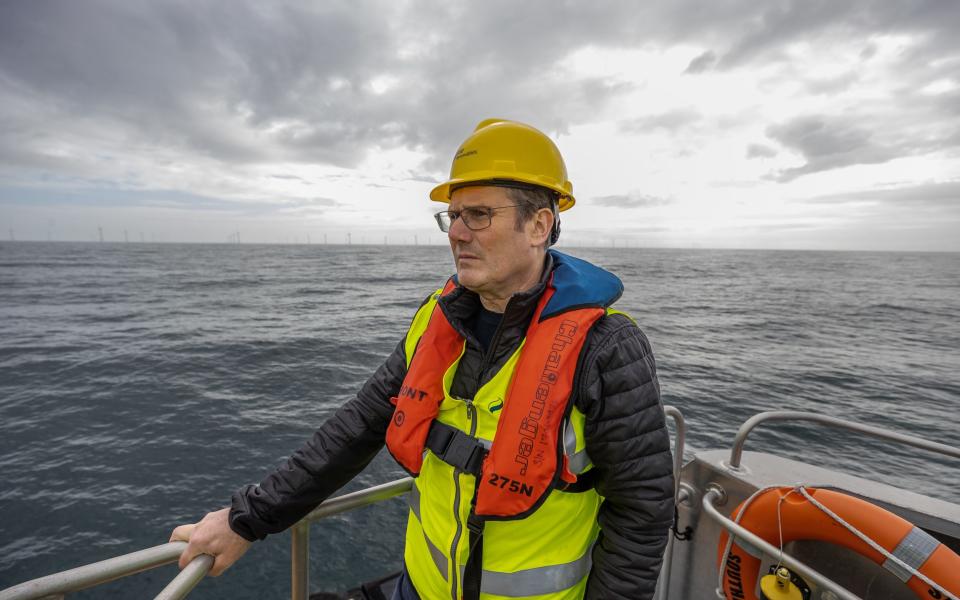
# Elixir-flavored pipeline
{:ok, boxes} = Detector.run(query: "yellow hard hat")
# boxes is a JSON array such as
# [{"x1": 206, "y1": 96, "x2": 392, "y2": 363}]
[{"x1": 430, "y1": 118, "x2": 575, "y2": 211}]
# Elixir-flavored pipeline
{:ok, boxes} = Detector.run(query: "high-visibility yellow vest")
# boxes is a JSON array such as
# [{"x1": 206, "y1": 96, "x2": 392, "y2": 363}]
[{"x1": 396, "y1": 252, "x2": 627, "y2": 600}]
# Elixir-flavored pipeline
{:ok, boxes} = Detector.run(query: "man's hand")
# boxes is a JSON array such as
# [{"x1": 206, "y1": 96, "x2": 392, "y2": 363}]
[{"x1": 169, "y1": 507, "x2": 253, "y2": 577}]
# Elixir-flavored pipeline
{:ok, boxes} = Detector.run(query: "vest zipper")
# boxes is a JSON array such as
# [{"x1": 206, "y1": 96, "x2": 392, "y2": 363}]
[
  {"x1": 449, "y1": 466, "x2": 464, "y2": 600},
  {"x1": 465, "y1": 398, "x2": 477, "y2": 436},
  {"x1": 449, "y1": 397, "x2": 478, "y2": 599}
]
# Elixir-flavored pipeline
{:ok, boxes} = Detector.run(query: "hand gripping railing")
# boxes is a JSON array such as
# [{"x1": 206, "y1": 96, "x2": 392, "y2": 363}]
[{"x1": 727, "y1": 410, "x2": 960, "y2": 470}]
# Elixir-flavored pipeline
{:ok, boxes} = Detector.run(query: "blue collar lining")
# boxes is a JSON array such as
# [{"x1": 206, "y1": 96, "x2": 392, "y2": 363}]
[{"x1": 541, "y1": 250, "x2": 623, "y2": 319}]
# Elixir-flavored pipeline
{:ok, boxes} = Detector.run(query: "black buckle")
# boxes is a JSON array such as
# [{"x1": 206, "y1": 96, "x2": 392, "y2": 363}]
[
  {"x1": 425, "y1": 422, "x2": 487, "y2": 476},
  {"x1": 467, "y1": 513, "x2": 485, "y2": 536}
]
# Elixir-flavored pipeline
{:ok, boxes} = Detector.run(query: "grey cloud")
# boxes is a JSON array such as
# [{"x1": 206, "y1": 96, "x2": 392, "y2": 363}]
[
  {"x1": 289, "y1": 197, "x2": 339, "y2": 207},
  {"x1": 859, "y1": 43, "x2": 878, "y2": 60},
  {"x1": 592, "y1": 194, "x2": 672, "y2": 208},
  {"x1": 405, "y1": 172, "x2": 439, "y2": 184},
  {"x1": 804, "y1": 180, "x2": 960, "y2": 208},
  {"x1": 746, "y1": 143, "x2": 777, "y2": 159},
  {"x1": 805, "y1": 72, "x2": 860, "y2": 96},
  {"x1": 715, "y1": 2, "x2": 960, "y2": 71},
  {"x1": 766, "y1": 116, "x2": 905, "y2": 181},
  {"x1": 1, "y1": 0, "x2": 959, "y2": 178},
  {"x1": 620, "y1": 108, "x2": 701, "y2": 134},
  {"x1": 685, "y1": 51, "x2": 717, "y2": 74}
]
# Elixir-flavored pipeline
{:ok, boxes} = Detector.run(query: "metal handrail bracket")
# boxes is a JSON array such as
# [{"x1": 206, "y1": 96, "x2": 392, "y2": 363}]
[
  {"x1": 728, "y1": 411, "x2": 960, "y2": 470},
  {"x1": 702, "y1": 487, "x2": 863, "y2": 600}
]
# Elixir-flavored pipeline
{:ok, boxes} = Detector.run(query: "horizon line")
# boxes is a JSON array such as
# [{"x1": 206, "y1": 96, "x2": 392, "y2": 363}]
[{"x1": 1, "y1": 239, "x2": 957, "y2": 254}]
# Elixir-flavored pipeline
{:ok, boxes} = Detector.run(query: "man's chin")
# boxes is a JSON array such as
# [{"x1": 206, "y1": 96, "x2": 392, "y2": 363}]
[{"x1": 455, "y1": 266, "x2": 484, "y2": 290}]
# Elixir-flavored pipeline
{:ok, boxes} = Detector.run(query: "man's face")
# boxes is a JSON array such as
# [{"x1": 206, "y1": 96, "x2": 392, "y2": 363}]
[{"x1": 446, "y1": 186, "x2": 545, "y2": 300}]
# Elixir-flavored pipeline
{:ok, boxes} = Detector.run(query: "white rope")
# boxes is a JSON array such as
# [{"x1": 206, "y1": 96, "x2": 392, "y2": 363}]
[
  {"x1": 796, "y1": 486, "x2": 958, "y2": 600},
  {"x1": 774, "y1": 487, "x2": 801, "y2": 573}
]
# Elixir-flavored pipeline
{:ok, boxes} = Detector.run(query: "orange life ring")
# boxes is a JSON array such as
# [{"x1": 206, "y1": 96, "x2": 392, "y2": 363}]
[{"x1": 715, "y1": 487, "x2": 960, "y2": 600}]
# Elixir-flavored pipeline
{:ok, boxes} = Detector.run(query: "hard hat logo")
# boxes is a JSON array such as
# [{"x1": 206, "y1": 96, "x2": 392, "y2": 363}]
[{"x1": 431, "y1": 119, "x2": 576, "y2": 211}]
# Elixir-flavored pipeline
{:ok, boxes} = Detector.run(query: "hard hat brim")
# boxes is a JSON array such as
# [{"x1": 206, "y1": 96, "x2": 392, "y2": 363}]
[{"x1": 430, "y1": 176, "x2": 575, "y2": 212}]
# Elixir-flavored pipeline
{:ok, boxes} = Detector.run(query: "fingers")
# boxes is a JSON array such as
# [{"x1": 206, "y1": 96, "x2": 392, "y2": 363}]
[
  {"x1": 169, "y1": 523, "x2": 195, "y2": 543},
  {"x1": 209, "y1": 554, "x2": 230, "y2": 578}
]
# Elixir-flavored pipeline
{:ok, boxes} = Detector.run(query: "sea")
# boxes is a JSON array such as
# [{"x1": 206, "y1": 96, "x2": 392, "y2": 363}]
[{"x1": 0, "y1": 242, "x2": 957, "y2": 598}]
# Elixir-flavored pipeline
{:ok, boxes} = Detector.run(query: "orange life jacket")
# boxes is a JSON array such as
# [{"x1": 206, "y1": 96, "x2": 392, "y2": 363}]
[{"x1": 385, "y1": 275, "x2": 605, "y2": 519}]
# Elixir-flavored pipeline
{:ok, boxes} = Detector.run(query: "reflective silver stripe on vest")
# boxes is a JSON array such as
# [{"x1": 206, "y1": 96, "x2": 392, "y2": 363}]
[
  {"x1": 466, "y1": 551, "x2": 592, "y2": 597},
  {"x1": 883, "y1": 526, "x2": 940, "y2": 582},
  {"x1": 563, "y1": 419, "x2": 592, "y2": 475},
  {"x1": 408, "y1": 481, "x2": 593, "y2": 596},
  {"x1": 408, "y1": 483, "x2": 448, "y2": 574},
  {"x1": 409, "y1": 481, "x2": 422, "y2": 522},
  {"x1": 567, "y1": 448, "x2": 591, "y2": 474}
]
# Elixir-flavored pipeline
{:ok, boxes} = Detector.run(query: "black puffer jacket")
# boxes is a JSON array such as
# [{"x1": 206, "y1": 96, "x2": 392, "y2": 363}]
[{"x1": 230, "y1": 254, "x2": 675, "y2": 600}]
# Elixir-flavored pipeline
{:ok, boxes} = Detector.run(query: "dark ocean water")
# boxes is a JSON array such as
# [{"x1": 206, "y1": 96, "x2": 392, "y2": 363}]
[{"x1": 0, "y1": 242, "x2": 957, "y2": 598}]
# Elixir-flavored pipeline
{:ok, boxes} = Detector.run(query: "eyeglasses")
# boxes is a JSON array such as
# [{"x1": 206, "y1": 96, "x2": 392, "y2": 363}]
[{"x1": 434, "y1": 205, "x2": 523, "y2": 232}]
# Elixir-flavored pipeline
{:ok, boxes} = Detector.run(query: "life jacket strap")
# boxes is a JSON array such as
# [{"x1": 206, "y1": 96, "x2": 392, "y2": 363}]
[
  {"x1": 462, "y1": 513, "x2": 485, "y2": 600},
  {"x1": 424, "y1": 421, "x2": 487, "y2": 477}
]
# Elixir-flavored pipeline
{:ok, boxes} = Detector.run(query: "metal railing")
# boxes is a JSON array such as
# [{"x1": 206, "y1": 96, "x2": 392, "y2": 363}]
[
  {"x1": 0, "y1": 542, "x2": 209, "y2": 600},
  {"x1": 2, "y1": 406, "x2": 686, "y2": 600},
  {"x1": 727, "y1": 410, "x2": 960, "y2": 469}
]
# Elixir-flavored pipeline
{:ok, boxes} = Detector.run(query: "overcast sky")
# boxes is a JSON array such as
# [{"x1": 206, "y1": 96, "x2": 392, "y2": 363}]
[{"x1": 1, "y1": 0, "x2": 958, "y2": 250}]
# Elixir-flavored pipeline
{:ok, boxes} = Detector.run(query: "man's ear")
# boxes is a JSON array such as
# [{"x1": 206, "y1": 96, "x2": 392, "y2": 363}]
[{"x1": 529, "y1": 207, "x2": 555, "y2": 247}]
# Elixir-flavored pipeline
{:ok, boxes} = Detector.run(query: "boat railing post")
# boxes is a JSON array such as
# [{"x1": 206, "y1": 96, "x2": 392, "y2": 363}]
[
  {"x1": 663, "y1": 405, "x2": 686, "y2": 497},
  {"x1": 655, "y1": 405, "x2": 686, "y2": 600},
  {"x1": 290, "y1": 521, "x2": 310, "y2": 600}
]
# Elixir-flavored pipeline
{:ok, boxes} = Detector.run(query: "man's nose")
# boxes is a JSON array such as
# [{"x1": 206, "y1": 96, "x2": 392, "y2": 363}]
[{"x1": 447, "y1": 214, "x2": 472, "y2": 243}]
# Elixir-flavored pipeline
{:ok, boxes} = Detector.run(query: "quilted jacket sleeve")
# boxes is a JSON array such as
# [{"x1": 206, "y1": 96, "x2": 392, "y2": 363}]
[
  {"x1": 579, "y1": 313, "x2": 675, "y2": 600},
  {"x1": 229, "y1": 338, "x2": 407, "y2": 542}
]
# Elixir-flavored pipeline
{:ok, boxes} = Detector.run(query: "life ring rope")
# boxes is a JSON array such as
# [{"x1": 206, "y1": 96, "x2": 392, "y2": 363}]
[{"x1": 717, "y1": 485, "x2": 959, "y2": 600}]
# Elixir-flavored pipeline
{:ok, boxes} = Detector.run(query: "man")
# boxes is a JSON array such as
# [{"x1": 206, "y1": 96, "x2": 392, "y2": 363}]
[{"x1": 171, "y1": 119, "x2": 675, "y2": 600}]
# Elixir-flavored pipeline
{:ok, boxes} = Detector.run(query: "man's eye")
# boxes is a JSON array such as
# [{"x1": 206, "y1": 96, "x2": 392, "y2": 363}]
[{"x1": 463, "y1": 208, "x2": 489, "y2": 219}]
